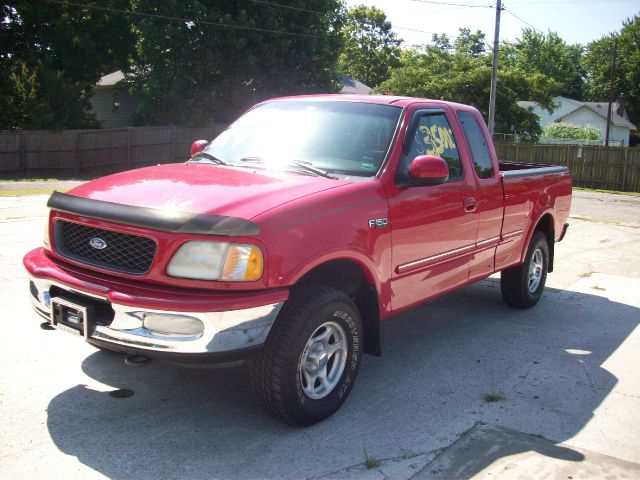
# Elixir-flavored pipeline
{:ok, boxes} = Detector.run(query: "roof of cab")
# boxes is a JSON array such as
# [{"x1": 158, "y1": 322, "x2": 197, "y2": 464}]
[
  {"x1": 265, "y1": 93, "x2": 411, "y2": 105},
  {"x1": 265, "y1": 94, "x2": 477, "y2": 112}
]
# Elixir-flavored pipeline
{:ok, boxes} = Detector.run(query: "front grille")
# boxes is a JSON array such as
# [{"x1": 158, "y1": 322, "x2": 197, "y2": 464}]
[{"x1": 54, "y1": 220, "x2": 157, "y2": 274}]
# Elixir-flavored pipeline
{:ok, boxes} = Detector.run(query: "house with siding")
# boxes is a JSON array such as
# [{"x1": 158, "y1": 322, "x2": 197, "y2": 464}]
[
  {"x1": 90, "y1": 71, "x2": 142, "y2": 128},
  {"x1": 90, "y1": 71, "x2": 372, "y2": 128},
  {"x1": 517, "y1": 96, "x2": 637, "y2": 146}
]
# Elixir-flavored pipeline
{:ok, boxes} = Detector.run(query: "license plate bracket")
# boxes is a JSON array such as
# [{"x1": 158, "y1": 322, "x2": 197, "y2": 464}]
[{"x1": 50, "y1": 297, "x2": 92, "y2": 339}]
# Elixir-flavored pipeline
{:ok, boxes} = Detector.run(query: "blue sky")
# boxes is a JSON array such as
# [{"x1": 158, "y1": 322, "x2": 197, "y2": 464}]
[{"x1": 344, "y1": 0, "x2": 640, "y2": 47}]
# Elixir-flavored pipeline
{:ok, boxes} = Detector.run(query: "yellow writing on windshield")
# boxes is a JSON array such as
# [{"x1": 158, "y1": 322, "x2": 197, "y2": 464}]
[{"x1": 418, "y1": 125, "x2": 457, "y2": 156}]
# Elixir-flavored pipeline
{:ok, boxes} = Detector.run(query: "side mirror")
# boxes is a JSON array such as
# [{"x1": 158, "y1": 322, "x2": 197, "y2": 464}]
[
  {"x1": 190, "y1": 140, "x2": 209, "y2": 157},
  {"x1": 409, "y1": 155, "x2": 449, "y2": 185}
]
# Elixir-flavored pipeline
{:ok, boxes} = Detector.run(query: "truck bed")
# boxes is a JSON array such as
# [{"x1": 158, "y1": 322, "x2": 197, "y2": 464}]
[
  {"x1": 497, "y1": 160, "x2": 572, "y2": 271},
  {"x1": 499, "y1": 161, "x2": 569, "y2": 178}
]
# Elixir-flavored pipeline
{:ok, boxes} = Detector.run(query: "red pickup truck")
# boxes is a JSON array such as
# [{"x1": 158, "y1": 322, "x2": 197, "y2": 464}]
[{"x1": 24, "y1": 95, "x2": 571, "y2": 425}]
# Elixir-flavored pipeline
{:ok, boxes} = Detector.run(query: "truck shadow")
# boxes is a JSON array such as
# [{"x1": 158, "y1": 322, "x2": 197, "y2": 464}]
[{"x1": 45, "y1": 279, "x2": 639, "y2": 479}]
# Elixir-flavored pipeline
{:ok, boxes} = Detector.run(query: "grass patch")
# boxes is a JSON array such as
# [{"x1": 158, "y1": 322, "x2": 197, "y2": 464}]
[
  {"x1": 573, "y1": 187, "x2": 640, "y2": 197},
  {"x1": 363, "y1": 447, "x2": 381, "y2": 470},
  {"x1": 569, "y1": 215, "x2": 640, "y2": 228},
  {"x1": 568, "y1": 215, "x2": 605, "y2": 224},
  {"x1": 483, "y1": 392, "x2": 506, "y2": 403},
  {"x1": 0, "y1": 176, "x2": 94, "y2": 182},
  {"x1": 592, "y1": 285, "x2": 606, "y2": 291},
  {"x1": 0, "y1": 188, "x2": 68, "y2": 196}
]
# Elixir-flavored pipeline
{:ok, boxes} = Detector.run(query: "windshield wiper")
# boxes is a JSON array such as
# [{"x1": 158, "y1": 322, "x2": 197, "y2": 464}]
[
  {"x1": 288, "y1": 160, "x2": 337, "y2": 179},
  {"x1": 188, "y1": 151, "x2": 229, "y2": 165},
  {"x1": 240, "y1": 157, "x2": 336, "y2": 179},
  {"x1": 239, "y1": 156, "x2": 264, "y2": 164}
]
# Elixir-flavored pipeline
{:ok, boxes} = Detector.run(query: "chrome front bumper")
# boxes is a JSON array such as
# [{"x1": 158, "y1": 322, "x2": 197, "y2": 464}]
[{"x1": 29, "y1": 276, "x2": 283, "y2": 356}]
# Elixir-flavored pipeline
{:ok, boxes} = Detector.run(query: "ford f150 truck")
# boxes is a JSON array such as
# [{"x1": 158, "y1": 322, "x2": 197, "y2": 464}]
[{"x1": 24, "y1": 95, "x2": 571, "y2": 425}]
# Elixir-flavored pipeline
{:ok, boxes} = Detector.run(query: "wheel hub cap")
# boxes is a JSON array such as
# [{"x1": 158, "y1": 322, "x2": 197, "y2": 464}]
[
  {"x1": 299, "y1": 321, "x2": 348, "y2": 400},
  {"x1": 306, "y1": 343, "x2": 329, "y2": 372},
  {"x1": 528, "y1": 248, "x2": 544, "y2": 293}
]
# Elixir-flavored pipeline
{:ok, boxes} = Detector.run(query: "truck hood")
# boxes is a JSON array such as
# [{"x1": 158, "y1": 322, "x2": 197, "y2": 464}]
[{"x1": 66, "y1": 163, "x2": 348, "y2": 220}]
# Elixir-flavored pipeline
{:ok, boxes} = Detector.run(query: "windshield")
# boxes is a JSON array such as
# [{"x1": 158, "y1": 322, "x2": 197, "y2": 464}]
[{"x1": 201, "y1": 100, "x2": 402, "y2": 177}]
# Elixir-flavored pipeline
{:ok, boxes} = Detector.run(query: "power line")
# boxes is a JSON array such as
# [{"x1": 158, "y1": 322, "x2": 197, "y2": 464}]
[
  {"x1": 508, "y1": 0, "x2": 638, "y2": 4},
  {"x1": 41, "y1": 0, "x2": 325, "y2": 38},
  {"x1": 503, "y1": 8, "x2": 543, "y2": 33},
  {"x1": 403, "y1": 5, "x2": 469, "y2": 14},
  {"x1": 247, "y1": 0, "x2": 468, "y2": 41},
  {"x1": 394, "y1": 25, "x2": 458, "y2": 35},
  {"x1": 248, "y1": 0, "x2": 330, "y2": 16},
  {"x1": 410, "y1": 0, "x2": 494, "y2": 8},
  {"x1": 252, "y1": 0, "x2": 471, "y2": 22}
]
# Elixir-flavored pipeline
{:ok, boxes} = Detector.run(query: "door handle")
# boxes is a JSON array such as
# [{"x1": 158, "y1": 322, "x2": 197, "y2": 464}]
[{"x1": 463, "y1": 197, "x2": 478, "y2": 212}]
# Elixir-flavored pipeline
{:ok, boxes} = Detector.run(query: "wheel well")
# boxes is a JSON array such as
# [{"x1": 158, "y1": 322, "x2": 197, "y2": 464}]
[
  {"x1": 534, "y1": 213, "x2": 555, "y2": 272},
  {"x1": 296, "y1": 260, "x2": 381, "y2": 356}
]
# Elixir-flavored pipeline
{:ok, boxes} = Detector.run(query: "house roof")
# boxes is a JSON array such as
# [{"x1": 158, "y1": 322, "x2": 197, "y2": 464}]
[
  {"x1": 573, "y1": 102, "x2": 636, "y2": 129},
  {"x1": 97, "y1": 70, "x2": 373, "y2": 96},
  {"x1": 517, "y1": 96, "x2": 637, "y2": 130},
  {"x1": 337, "y1": 74, "x2": 372, "y2": 95},
  {"x1": 97, "y1": 70, "x2": 125, "y2": 87},
  {"x1": 517, "y1": 100, "x2": 537, "y2": 110}
]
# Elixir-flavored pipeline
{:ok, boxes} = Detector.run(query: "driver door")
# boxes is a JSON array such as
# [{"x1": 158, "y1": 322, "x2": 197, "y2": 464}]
[{"x1": 386, "y1": 107, "x2": 479, "y2": 311}]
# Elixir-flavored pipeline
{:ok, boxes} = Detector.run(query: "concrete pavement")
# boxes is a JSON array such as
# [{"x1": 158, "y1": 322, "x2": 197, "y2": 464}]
[
  {"x1": 570, "y1": 190, "x2": 640, "y2": 227},
  {"x1": 0, "y1": 190, "x2": 638, "y2": 479}
]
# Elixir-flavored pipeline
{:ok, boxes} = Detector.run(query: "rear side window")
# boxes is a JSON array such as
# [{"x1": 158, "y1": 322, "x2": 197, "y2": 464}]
[
  {"x1": 400, "y1": 113, "x2": 463, "y2": 182},
  {"x1": 457, "y1": 111, "x2": 494, "y2": 179}
]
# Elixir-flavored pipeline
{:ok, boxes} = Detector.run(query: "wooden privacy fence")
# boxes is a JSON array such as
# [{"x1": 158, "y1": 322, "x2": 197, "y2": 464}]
[
  {"x1": 1, "y1": 129, "x2": 639, "y2": 192},
  {"x1": 495, "y1": 143, "x2": 640, "y2": 193},
  {"x1": 0, "y1": 125, "x2": 227, "y2": 178}
]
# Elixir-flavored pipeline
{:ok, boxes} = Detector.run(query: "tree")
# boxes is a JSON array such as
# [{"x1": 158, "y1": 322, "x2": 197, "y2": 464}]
[
  {"x1": 501, "y1": 29, "x2": 584, "y2": 99},
  {"x1": 377, "y1": 29, "x2": 559, "y2": 139},
  {"x1": 582, "y1": 14, "x2": 640, "y2": 125},
  {"x1": 431, "y1": 33, "x2": 452, "y2": 52},
  {"x1": 0, "y1": 1, "x2": 135, "y2": 129},
  {"x1": 454, "y1": 28, "x2": 486, "y2": 57},
  {"x1": 337, "y1": 5, "x2": 401, "y2": 88},
  {"x1": 129, "y1": 0, "x2": 343, "y2": 126}
]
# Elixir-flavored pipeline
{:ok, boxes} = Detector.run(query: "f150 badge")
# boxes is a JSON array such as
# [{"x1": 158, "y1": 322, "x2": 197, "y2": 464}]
[{"x1": 368, "y1": 218, "x2": 388, "y2": 229}]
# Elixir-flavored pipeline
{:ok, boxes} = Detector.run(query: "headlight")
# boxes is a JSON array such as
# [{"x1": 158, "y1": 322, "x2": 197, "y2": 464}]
[
  {"x1": 221, "y1": 244, "x2": 263, "y2": 281},
  {"x1": 167, "y1": 241, "x2": 263, "y2": 281}
]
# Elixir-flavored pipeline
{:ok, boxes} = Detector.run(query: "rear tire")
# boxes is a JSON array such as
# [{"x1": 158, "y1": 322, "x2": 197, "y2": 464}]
[
  {"x1": 249, "y1": 286, "x2": 363, "y2": 426},
  {"x1": 501, "y1": 231, "x2": 549, "y2": 308}
]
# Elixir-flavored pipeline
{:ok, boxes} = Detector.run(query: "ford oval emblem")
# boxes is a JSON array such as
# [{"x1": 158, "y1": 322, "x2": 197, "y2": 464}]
[{"x1": 89, "y1": 237, "x2": 107, "y2": 250}]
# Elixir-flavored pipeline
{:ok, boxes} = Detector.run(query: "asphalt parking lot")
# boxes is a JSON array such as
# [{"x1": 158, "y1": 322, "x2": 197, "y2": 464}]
[{"x1": 0, "y1": 189, "x2": 639, "y2": 479}]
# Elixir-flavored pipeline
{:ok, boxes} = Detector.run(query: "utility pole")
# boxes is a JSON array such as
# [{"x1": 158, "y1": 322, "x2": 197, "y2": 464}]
[
  {"x1": 604, "y1": 36, "x2": 618, "y2": 147},
  {"x1": 487, "y1": 0, "x2": 503, "y2": 136}
]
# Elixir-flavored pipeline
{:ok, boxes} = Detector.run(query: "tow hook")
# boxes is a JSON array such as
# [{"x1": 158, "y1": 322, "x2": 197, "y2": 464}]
[{"x1": 124, "y1": 354, "x2": 152, "y2": 367}]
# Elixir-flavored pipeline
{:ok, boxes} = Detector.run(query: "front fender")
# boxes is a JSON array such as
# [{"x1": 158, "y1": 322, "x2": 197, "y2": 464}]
[{"x1": 286, "y1": 248, "x2": 383, "y2": 294}]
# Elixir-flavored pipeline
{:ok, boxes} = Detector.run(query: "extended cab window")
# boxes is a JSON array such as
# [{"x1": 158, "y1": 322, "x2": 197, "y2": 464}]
[
  {"x1": 457, "y1": 111, "x2": 494, "y2": 179},
  {"x1": 400, "y1": 113, "x2": 463, "y2": 183}
]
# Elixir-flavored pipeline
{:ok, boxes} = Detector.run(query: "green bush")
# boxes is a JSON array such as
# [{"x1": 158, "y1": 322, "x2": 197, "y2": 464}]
[{"x1": 542, "y1": 123, "x2": 602, "y2": 140}]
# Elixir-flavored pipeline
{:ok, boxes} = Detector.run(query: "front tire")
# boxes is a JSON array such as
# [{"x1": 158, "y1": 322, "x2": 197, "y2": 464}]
[
  {"x1": 501, "y1": 231, "x2": 549, "y2": 308},
  {"x1": 249, "y1": 286, "x2": 363, "y2": 426}
]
